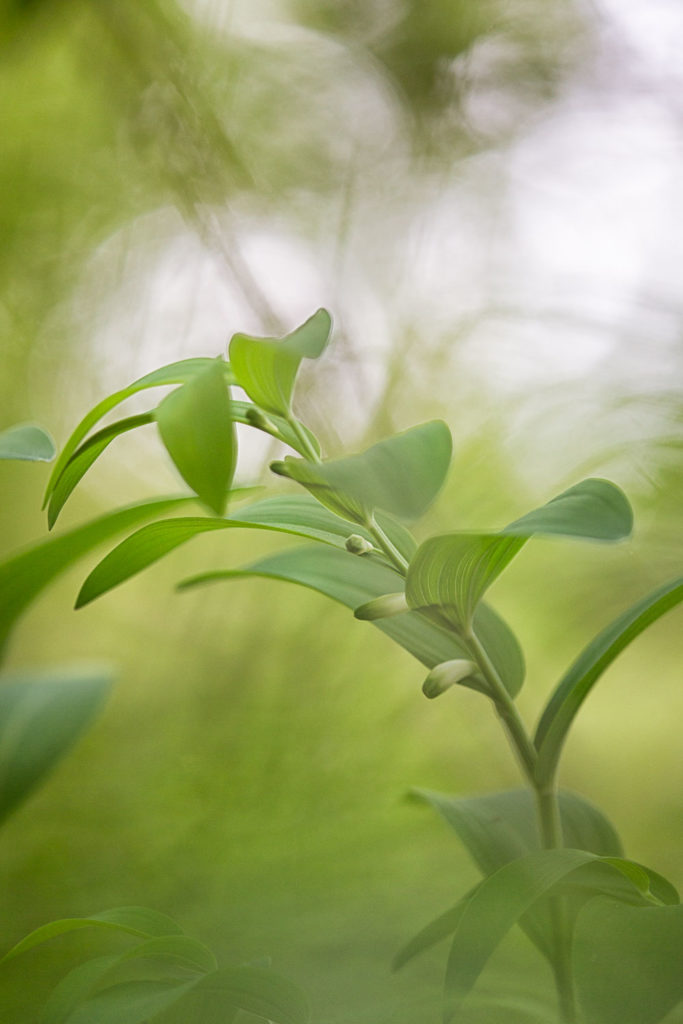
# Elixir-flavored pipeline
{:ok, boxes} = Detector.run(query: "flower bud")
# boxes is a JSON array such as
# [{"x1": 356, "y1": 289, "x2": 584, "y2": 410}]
[
  {"x1": 354, "y1": 592, "x2": 408, "y2": 620},
  {"x1": 422, "y1": 659, "x2": 478, "y2": 699},
  {"x1": 345, "y1": 534, "x2": 374, "y2": 555},
  {"x1": 246, "y1": 407, "x2": 276, "y2": 433}
]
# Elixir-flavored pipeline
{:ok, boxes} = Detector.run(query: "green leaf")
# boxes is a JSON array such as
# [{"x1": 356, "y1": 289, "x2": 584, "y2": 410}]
[
  {"x1": 155, "y1": 360, "x2": 236, "y2": 516},
  {"x1": 271, "y1": 420, "x2": 452, "y2": 524},
  {"x1": 66, "y1": 979, "x2": 194, "y2": 1024},
  {"x1": 47, "y1": 414, "x2": 154, "y2": 529},
  {"x1": 231, "y1": 400, "x2": 321, "y2": 458},
  {"x1": 406, "y1": 479, "x2": 633, "y2": 630},
  {"x1": 161, "y1": 966, "x2": 310, "y2": 1024},
  {"x1": 535, "y1": 574, "x2": 683, "y2": 784},
  {"x1": 43, "y1": 358, "x2": 231, "y2": 508},
  {"x1": 0, "y1": 423, "x2": 55, "y2": 462},
  {"x1": 441, "y1": 850, "x2": 659, "y2": 1022},
  {"x1": 1, "y1": 907, "x2": 183, "y2": 965},
  {"x1": 42, "y1": 936, "x2": 216, "y2": 1024},
  {"x1": 75, "y1": 495, "x2": 375, "y2": 608},
  {"x1": 393, "y1": 886, "x2": 478, "y2": 971},
  {"x1": 0, "y1": 666, "x2": 112, "y2": 824},
  {"x1": 0, "y1": 496, "x2": 196, "y2": 661},
  {"x1": 229, "y1": 308, "x2": 331, "y2": 416},
  {"x1": 178, "y1": 545, "x2": 523, "y2": 693},
  {"x1": 573, "y1": 897, "x2": 683, "y2": 1024}
]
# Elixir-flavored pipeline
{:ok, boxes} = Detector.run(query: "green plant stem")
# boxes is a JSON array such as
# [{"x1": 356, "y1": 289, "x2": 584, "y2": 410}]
[
  {"x1": 287, "y1": 415, "x2": 322, "y2": 464},
  {"x1": 368, "y1": 517, "x2": 410, "y2": 575},
  {"x1": 465, "y1": 628, "x2": 577, "y2": 1023}
]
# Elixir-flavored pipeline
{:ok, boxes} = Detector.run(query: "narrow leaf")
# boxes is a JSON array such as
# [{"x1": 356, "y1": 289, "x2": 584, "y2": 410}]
[
  {"x1": 66, "y1": 979, "x2": 194, "y2": 1024},
  {"x1": 155, "y1": 360, "x2": 236, "y2": 515},
  {"x1": 573, "y1": 897, "x2": 683, "y2": 1024},
  {"x1": 0, "y1": 423, "x2": 55, "y2": 462},
  {"x1": 0, "y1": 496, "x2": 196, "y2": 661},
  {"x1": 0, "y1": 666, "x2": 112, "y2": 824},
  {"x1": 535, "y1": 574, "x2": 683, "y2": 784},
  {"x1": 393, "y1": 887, "x2": 478, "y2": 971},
  {"x1": 178, "y1": 546, "x2": 523, "y2": 693},
  {"x1": 161, "y1": 966, "x2": 309, "y2": 1024},
  {"x1": 47, "y1": 414, "x2": 153, "y2": 529},
  {"x1": 406, "y1": 479, "x2": 632, "y2": 629},
  {"x1": 43, "y1": 358, "x2": 232, "y2": 506},
  {"x1": 271, "y1": 420, "x2": 452, "y2": 524},
  {"x1": 229, "y1": 308, "x2": 331, "y2": 416},
  {"x1": 1, "y1": 907, "x2": 183, "y2": 965}
]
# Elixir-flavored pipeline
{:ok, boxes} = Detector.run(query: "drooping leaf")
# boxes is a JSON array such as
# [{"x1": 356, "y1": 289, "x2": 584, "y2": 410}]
[
  {"x1": 43, "y1": 359, "x2": 232, "y2": 507},
  {"x1": 393, "y1": 886, "x2": 479, "y2": 971},
  {"x1": 66, "y1": 979, "x2": 194, "y2": 1024},
  {"x1": 75, "y1": 495, "x2": 375, "y2": 608},
  {"x1": 0, "y1": 666, "x2": 112, "y2": 824},
  {"x1": 573, "y1": 897, "x2": 683, "y2": 1024},
  {"x1": 271, "y1": 420, "x2": 452, "y2": 525},
  {"x1": 1, "y1": 907, "x2": 183, "y2": 965},
  {"x1": 0, "y1": 423, "x2": 55, "y2": 462},
  {"x1": 155, "y1": 360, "x2": 236, "y2": 516},
  {"x1": 535, "y1": 574, "x2": 683, "y2": 785},
  {"x1": 229, "y1": 308, "x2": 331, "y2": 416},
  {"x1": 161, "y1": 966, "x2": 310, "y2": 1024},
  {"x1": 406, "y1": 478, "x2": 633, "y2": 630},
  {"x1": 0, "y1": 496, "x2": 196, "y2": 661},
  {"x1": 42, "y1": 936, "x2": 216, "y2": 1024},
  {"x1": 47, "y1": 414, "x2": 154, "y2": 528},
  {"x1": 441, "y1": 850, "x2": 662, "y2": 1022},
  {"x1": 178, "y1": 545, "x2": 524, "y2": 693}
]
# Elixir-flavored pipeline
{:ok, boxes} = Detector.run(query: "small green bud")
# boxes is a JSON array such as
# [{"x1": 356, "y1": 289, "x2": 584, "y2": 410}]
[
  {"x1": 345, "y1": 534, "x2": 374, "y2": 555},
  {"x1": 422, "y1": 659, "x2": 478, "y2": 699},
  {"x1": 354, "y1": 592, "x2": 408, "y2": 620},
  {"x1": 246, "y1": 407, "x2": 276, "y2": 433}
]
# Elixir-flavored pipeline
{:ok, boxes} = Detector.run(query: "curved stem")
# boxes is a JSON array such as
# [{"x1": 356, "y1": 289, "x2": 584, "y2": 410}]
[
  {"x1": 368, "y1": 516, "x2": 409, "y2": 575},
  {"x1": 287, "y1": 416, "x2": 322, "y2": 464}
]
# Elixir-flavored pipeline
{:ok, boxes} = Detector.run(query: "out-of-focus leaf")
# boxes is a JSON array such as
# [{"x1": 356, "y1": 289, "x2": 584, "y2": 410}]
[
  {"x1": 75, "y1": 494, "x2": 375, "y2": 607},
  {"x1": 441, "y1": 850, "x2": 661, "y2": 1021},
  {"x1": 573, "y1": 897, "x2": 683, "y2": 1024},
  {"x1": 393, "y1": 887, "x2": 478, "y2": 971},
  {"x1": 0, "y1": 496, "x2": 195, "y2": 661},
  {"x1": 0, "y1": 423, "x2": 55, "y2": 462},
  {"x1": 42, "y1": 936, "x2": 216, "y2": 1024},
  {"x1": 1, "y1": 907, "x2": 183, "y2": 966},
  {"x1": 155, "y1": 360, "x2": 236, "y2": 516},
  {"x1": 271, "y1": 420, "x2": 452, "y2": 525},
  {"x1": 66, "y1": 979, "x2": 194, "y2": 1024},
  {"x1": 47, "y1": 414, "x2": 153, "y2": 528},
  {"x1": 161, "y1": 966, "x2": 310, "y2": 1024},
  {"x1": 178, "y1": 545, "x2": 523, "y2": 690},
  {"x1": 534, "y1": 574, "x2": 683, "y2": 785},
  {"x1": 229, "y1": 308, "x2": 331, "y2": 416},
  {"x1": 406, "y1": 479, "x2": 633, "y2": 630},
  {"x1": 43, "y1": 359, "x2": 232, "y2": 507},
  {"x1": 0, "y1": 666, "x2": 112, "y2": 824}
]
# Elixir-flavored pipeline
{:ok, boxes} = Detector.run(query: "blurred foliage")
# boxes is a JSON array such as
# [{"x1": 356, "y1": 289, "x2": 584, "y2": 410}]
[{"x1": 1, "y1": 0, "x2": 682, "y2": 1021}]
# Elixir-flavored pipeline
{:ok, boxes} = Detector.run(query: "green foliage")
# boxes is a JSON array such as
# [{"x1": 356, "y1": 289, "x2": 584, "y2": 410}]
[{"x1": 0, "y1": 423, "x2": 55, "y2": 462}]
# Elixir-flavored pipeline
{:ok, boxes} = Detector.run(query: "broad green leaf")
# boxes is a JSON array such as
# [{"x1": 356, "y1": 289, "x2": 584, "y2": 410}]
[
  {"x1": 0, "y1": 423, "x2": 55, "y2": 462},
  {"x1": 573, "y1": 897, "x2": 683, "y2": 1024},
  {"x1": 47, "y1": 414, "x2": 154, "y2": 529},
  {"x1": 229, "y1": 308, "x2": 331, "y2": 416},
  {"x1": 411, "y1": 788, "x2": 623, "y2": 960},
  {"x1": 43, "y1": 359, "x2": 232, "y2": 507},
  {"x1": 441, "y1": 850, "x2": 661, "y2": 1021},
  {"x1": 43, "y1": 936, "x2": 215, "y2": 1024},
  {"x1": 0, "y1": 666, "x2": 112, "y2": 824},
  {"x1": 66, "y1": 979, "x2": 194, "y2": 1024},
  {"x1": 271, "y1": 420, "x2": 452, "y2": 525},
  {"x1": 161, "y1": 966, "x2": 310, "y2": 1024},
  {"x1": 406, "y1": 478, "x2": 633, "y2": 630},
  {"x1": 75, "y1": 495, "x2": 376, "y2": 608},
  {"x1": 1, "y1": 907, "x2": 183, "y2": 965},
  {"x1": 155, "y1": 360, "x2": 236, "y2": 516},
  {"x1": 535, "y1": 574, "x2": 683, "y2": 784},
  {"x1": 0, "y1": 496, "x2": 196, "y2": 661},
  {"x1": 178, "y1": 545, "x2": 524, "y2": 693},
  {"x1": 393, "y1": 886, "x2": 478, "y2": 971}
]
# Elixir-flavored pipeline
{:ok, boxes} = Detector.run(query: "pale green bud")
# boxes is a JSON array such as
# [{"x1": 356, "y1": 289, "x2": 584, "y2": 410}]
[
  {"x1": 422, "y1": 659, "x2": 478, "y2": 699},
  {"x1": 354, "y1": 592, "x2": 408, "y2": 620},
  {"x1": 345, "y1": 534, "x2": 374, "y2": 555}
]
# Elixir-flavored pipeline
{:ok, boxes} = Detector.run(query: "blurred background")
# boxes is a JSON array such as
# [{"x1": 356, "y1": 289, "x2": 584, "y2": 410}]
[{"x1": 1, "y1": 0, "x2": 682, "y2": 1020}]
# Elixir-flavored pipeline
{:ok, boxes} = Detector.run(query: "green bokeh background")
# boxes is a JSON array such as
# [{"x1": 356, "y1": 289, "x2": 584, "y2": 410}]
[{"x1": 1, "y1": 2, "x2": 682, "y2": 1021}]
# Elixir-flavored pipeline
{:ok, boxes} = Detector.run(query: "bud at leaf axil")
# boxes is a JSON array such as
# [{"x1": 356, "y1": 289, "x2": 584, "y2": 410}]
[
  {"x1": 354, "y1": 592, "x2": 408, "y2": 620},
  {"x1": 422, "y1": 659, "x2": 478, "y2": 699}
]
